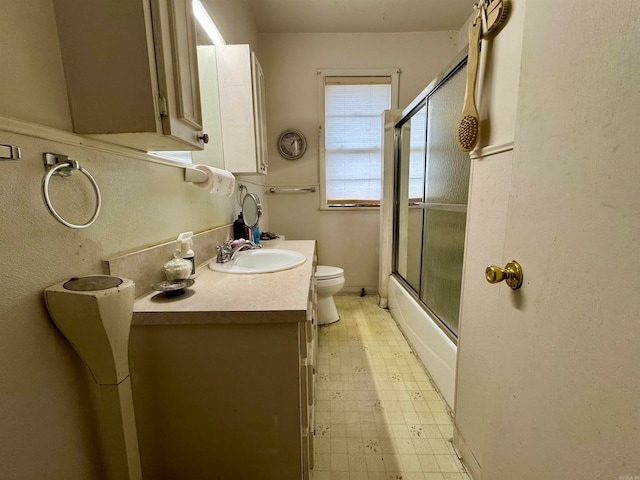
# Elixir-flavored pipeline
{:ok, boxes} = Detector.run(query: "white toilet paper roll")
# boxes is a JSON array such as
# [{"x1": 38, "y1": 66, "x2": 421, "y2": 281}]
[{"x1": 193, "y1": 164, "x2": 236, "y2": 197}]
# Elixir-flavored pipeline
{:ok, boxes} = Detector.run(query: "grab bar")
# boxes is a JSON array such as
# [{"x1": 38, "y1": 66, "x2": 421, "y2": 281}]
[{"x1": 268, "y1": 186, "x2": 316, "y2": 194}]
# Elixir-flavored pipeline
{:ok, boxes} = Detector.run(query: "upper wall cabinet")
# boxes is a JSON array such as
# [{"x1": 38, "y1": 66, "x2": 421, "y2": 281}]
[
  {"x1": 216, "y1": 45, "x2": 268, "y2": 175},
  {"x1": 190, "y1": 46, "x2": 225, "y2": 168},
  {"x1": 54, "y1": 0, "x2": 205, "y2": 151}
]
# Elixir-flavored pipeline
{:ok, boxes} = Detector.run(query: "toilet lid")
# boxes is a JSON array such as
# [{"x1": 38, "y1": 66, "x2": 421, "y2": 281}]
[{"x1": 315, "y1": 265, "x2": 344, "y2": 280}]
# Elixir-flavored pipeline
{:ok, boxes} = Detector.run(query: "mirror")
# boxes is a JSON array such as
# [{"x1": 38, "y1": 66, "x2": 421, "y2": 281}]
[{"x1": 242, "y1": 193, "x2": 262, "y2": 228}]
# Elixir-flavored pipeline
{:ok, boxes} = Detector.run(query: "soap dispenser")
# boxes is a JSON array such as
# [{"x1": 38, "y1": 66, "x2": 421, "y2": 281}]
[{"x1": 177, "y1": 231, "x2": 195, "y2": 277}]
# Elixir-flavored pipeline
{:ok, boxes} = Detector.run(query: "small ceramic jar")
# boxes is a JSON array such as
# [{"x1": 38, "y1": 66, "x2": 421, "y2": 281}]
[{"x1": 164, "y1": 255, "x2": 193, "y2": 281}]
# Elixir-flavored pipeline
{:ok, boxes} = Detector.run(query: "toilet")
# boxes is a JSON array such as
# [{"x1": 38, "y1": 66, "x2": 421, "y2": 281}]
[{"x1": 315, "y1": 266, "x2": 345, "y2": 325}]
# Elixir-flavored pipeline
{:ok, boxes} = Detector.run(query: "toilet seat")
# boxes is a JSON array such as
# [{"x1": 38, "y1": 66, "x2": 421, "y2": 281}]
[{"x1": 315, "y1": 266, "x2": 344, "y2": 280}]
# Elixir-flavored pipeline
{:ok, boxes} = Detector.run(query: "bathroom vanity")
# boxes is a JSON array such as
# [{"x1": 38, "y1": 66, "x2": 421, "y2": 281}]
[{"x1": 129, "y1": 240, "x2": 317, "y2": 480}]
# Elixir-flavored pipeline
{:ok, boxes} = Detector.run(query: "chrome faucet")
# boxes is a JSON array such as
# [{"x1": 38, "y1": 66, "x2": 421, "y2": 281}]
[
  {"x1": 230, "y1": 240, "x2": 262, "y2": 260},
  {"x1": 216, "y1": 239, "x2": 262, "y2": 263}
]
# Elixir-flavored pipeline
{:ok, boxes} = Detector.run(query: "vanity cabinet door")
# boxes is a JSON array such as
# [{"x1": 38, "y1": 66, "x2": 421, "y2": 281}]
[
  {"x1": 302, "y1": 430, "x2": 312, "y2": 480},
  {"x1": 301, "y1": 365, "x2": 309, "y2": 429},
  {"x1": 308, "y1": 425, "x2": 315, "y2": 470},
  {"x1": 307, "y1": 276, "x2": 318, "y2": 473},
  {"x1": 54, "y1": 0, "x2": 204, "y2": 151}
]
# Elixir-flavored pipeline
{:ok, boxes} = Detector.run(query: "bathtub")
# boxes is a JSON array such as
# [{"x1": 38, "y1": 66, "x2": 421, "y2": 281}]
[{"x1": 387, "y1": 275, "x2": 457, "y2": 409}]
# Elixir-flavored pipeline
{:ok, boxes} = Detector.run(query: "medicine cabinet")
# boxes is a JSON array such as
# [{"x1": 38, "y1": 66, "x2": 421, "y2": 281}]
[
  {"x1": 54, "y1": 0, "x2": 206, "y2": 152},
  {"x1": 190, "y1": 46, "x2": 225, "y2": 168},
  {"x1": 216, "y1": 45, "x2": 268, "y2": 175}
]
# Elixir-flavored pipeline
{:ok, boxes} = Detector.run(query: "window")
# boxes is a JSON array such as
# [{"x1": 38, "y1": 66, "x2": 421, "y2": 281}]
[{"x1": 319, "y1": 69, "x2": 399, "y2": 208}]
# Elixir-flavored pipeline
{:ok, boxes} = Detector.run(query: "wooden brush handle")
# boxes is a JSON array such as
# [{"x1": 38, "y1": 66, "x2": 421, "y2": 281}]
[
  {"x1": 457, "y1": 17, "x2": 482, "y2": 151},
  {"x1": 462, "y1": 18, "x2": 481, "y2": 118}
]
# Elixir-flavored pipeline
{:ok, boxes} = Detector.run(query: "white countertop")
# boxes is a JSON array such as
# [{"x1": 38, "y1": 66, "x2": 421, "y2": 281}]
[{"x1": 132, "y1": 240, "x2": 316, "y2": 326}]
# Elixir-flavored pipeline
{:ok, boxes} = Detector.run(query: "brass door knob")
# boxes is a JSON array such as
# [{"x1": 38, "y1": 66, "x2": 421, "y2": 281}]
[{"x1": 485, "y1": 260, "x2": 523, "y2": 290}]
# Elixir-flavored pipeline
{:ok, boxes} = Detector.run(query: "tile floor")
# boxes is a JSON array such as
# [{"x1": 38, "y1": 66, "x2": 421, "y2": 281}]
[{"x1": 312, "y1": 295, "x2": 469, "y2": 480}]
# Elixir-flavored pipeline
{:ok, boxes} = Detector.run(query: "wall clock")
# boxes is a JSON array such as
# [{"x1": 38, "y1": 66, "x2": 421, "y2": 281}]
[{"x1": 277, "y1": 129, "x2": 307, "y2": 160}]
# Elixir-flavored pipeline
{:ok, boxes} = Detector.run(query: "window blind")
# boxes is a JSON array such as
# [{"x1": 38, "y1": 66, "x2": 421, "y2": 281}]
[{"x1": 324, "y1": 79, "x2": 392, "y2": 206}]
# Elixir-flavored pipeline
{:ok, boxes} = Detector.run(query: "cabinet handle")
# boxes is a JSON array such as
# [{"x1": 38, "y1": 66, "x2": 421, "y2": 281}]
[{"x1": 199, "y1": 133, "x2": 209, "y2": 144}]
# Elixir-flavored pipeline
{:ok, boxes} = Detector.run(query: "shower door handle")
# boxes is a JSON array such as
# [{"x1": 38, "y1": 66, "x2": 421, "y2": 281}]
[{"x1": 485, "y1": 260, "x2": 523, "y2": 290}]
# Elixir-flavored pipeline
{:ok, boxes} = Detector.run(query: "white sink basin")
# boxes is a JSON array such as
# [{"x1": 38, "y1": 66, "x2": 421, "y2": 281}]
[{"x1": 209, "y1": 249, "x2": 306, "y2": 274}]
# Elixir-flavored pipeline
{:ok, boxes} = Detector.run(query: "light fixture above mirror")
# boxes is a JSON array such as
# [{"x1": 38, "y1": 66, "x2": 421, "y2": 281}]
[{"x1": 192, "y1": 0, "x2": 226, "y2": 46}]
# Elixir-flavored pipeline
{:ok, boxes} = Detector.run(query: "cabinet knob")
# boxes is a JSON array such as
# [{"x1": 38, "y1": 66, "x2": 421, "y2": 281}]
[
  {"x1": 485, "y1": 260, "x2": 523, "y2": 290},
  {"x1": 199, "y1": 133, "x2": 209, "y2": 144}
]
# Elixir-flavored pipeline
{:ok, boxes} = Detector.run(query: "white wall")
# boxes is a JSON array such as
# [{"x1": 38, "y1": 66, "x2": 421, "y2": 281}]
[
  {"x1": 455, "y1": 0, "x2": 640, "y2": 478},
  {"x1": 260, "y1": 32, "x2": 460, "y2": 292},
  {"x1": 203, "y1": 0, "x2": 259, "y2": 51},
  {"x1": 0, "y1": 1, "x2": 259, "y2": 478},
  {"x1": 0, "y1": 0, "x2": 72, "y2": 130}
]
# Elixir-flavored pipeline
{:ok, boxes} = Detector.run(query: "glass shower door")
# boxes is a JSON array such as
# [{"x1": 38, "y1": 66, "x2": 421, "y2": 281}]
[
  {"x1": 395, "y1": 104, "x2": 427, "y2": 293},
  {"x1": 420, "y1": 66, "x2": 469, "y2": 336},
  {"x1": 393, "y1": 59, "x2": 469, "y2": 339}
]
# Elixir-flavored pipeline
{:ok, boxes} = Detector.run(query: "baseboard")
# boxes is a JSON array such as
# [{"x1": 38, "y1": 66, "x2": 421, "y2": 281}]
[
  {"x1": 453, "y1": 425, "x2": 481, "y2": 480},
  {"x1": 339, "y1": 287, "x2": 378, "y2": 295}
]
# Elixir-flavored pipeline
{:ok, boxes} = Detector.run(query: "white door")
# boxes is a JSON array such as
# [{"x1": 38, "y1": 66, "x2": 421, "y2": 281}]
[{"x1": 455, "y1": 1, "x2": 640, "y2": 478}]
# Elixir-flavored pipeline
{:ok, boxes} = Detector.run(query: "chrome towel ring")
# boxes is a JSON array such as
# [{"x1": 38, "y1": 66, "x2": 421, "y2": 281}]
[{"x1": 42, "y1": 154, "x2": 102, "y2": 229}]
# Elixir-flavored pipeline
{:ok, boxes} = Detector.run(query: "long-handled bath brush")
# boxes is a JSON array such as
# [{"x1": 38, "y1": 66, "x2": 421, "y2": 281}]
[
  {"x1": 482, "y1": 0, "x2": 510, "y2": 38},
  {"x1": 457, "y1": 16, "x2": 482, "y2": 152}
]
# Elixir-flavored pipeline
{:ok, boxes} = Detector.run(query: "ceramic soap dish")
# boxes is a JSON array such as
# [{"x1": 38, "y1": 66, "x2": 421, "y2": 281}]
[{"x1": 152, "y1": 278, "x2": 195, "y2": 297}]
